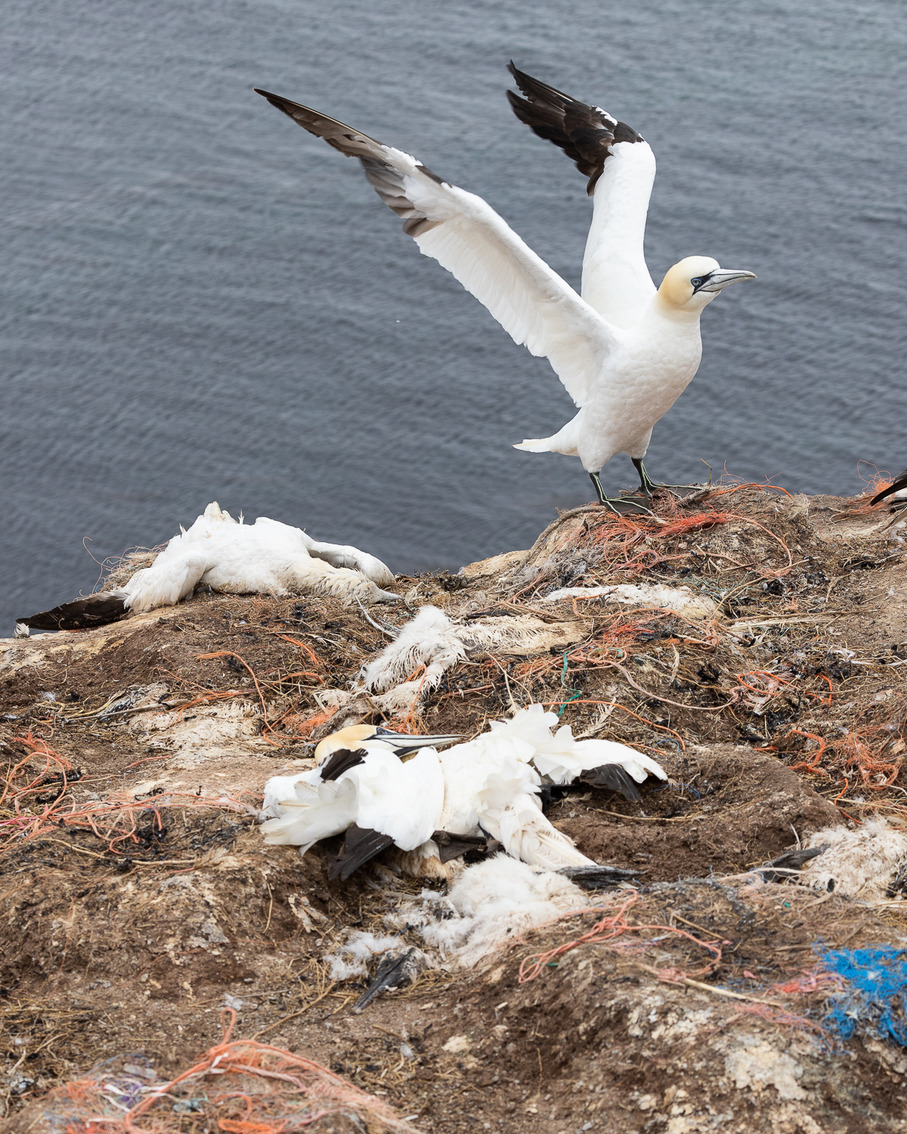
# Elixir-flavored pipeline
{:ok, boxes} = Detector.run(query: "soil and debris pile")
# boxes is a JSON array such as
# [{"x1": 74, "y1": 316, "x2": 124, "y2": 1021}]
[{"x1": 2, "y1": 482, "x2": 907, "y2": 1133}]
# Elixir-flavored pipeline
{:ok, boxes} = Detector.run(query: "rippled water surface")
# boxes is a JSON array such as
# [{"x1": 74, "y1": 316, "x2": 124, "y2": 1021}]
[{"x1": 3, "y1": 0, "x2": 906, "y2": 632}]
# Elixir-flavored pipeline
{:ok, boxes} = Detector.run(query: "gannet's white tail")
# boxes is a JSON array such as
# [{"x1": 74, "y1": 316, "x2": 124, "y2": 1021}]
[
  {"x1": 513, "y1": 418, "x2": 579, "y2": 457},
  {"x1": 513, "y1": 436, "x2": 554, "y2": 453}
]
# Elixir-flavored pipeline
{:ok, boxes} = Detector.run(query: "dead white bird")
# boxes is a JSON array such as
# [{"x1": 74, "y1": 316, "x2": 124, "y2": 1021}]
[
  {"x1": 255, "y1": 63, "x2": 754, "y2": 506},
  {"x1": 261, "y1": 705, "x2": 666, "y2": 878},
  {"x1": 263, "y1": 721, "x2": 594, "y2": 877},
  {"x1": 19, "y1": 502, "x2": 397, "y2": 631}
]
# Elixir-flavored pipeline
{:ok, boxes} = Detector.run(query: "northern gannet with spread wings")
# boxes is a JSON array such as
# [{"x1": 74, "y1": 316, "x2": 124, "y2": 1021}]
[{"x1": 255, "y1": 63, "x2": 755, "y2": 506}]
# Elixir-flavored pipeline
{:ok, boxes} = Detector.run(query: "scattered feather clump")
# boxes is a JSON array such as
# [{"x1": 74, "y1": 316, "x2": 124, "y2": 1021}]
[
  {"x1": 384, "y1": 855, "x2": 592, "y2": 969},
  {"x1": 541, "y1": 581, "x2": 718, "y2": 619},
  {"x1": 357, "y1": 605, "x2": 584, "y2": 712},
  {"x1": 325, "y1": 859, "x2": 594, "y2": 993},
  {"x1": 799, "y1": 820, "x2": 907, "y2": 901},
  {"x1": 326, "y1": 931, "x2": 415, "y2": 981}
]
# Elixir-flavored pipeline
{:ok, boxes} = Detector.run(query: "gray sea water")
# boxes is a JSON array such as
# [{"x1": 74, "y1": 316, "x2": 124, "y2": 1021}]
[{"x1": 3, "y1": 0, "x2": 906, "y2": 634}]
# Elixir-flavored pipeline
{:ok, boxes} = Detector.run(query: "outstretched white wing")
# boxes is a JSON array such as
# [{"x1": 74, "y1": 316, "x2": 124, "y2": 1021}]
[
  {"x1": 256, "y1": 91, "x2": 617, "y2": 407},
  {"x1": 505, "y1": 63, "x2": 656, "y2": 327},
  {"x1": 581, "y1": 142, "x2": 657, "y2": 327}
]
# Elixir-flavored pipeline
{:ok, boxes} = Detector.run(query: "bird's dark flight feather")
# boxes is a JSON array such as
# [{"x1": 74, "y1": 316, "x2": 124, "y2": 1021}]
[
  {"x1": 431, "y1": 830, "x2": 492, "y2": 863},
  {"x1": 254, "y1": 88, "x2": 444, "y2": 238},
  {"x1": 560, "y1": 864, "x2": 641, "y2": 889},
  {"x1": 319, "y1": 747, "x2": 368, "y2": 782},
  {"x1": 18, "y1": 593, "x2": 128, "y2": 632},
  {"x1": 507, "y1": 62, "x2": 643, "y2": 195},
  {"x1": 353, "y1": 949, "x2": 418, "y2": 1010},
  {"x1": 755, "y1": 844, "x2": 828, "y2": 883},
  {"x1": 578, "y1": 764, "x2": 642, "y2": 802},
  {"x1": 871, "y1": 468, "x2": 907, "y2": 506},
  {"x1": 327, "y1": 824, "x2": 394, "y2": 881}
]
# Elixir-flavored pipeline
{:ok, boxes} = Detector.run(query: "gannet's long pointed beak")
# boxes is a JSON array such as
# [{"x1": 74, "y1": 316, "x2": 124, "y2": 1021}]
[
  {"x1": 698, "y1": 269, "x2": 757, "y2": 293},
  {"x1": 371, "y1": 727, "x2": 460, "y2": 752}
]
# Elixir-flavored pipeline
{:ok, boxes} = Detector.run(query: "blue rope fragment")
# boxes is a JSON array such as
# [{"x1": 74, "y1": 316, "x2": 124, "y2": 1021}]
[{"x1": 819, "y1": 946, "x2": 907, "y2": 1046}]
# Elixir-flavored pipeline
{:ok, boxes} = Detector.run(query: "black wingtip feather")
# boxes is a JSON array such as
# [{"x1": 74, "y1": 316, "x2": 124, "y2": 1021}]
[
  {"x1": 318, "y1": 747, "x2": 367, "y2": 782},
  {"x1": 578, "y1": 764, "x2": 643, "y2": 802},
  {"x1": 327, "y1": 825, "x2": 394, "y2": 881},
  {"x1": 18, "y1": 594, "x2": 129, "y2": 632},
  {"x1": 871, "y1": 469, "x2": 907, "y2": 505},
  {"x1": 431, "y1": 830, "x2": 493, "y2": 863},
  {"x1": 505, "y1": 61, "x2": 643, "y2": 195}
]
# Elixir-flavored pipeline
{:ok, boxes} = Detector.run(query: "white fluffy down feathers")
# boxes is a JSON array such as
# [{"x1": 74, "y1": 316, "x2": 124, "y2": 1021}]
[
  {"x1": 800, "y1": 819, "x2": 907, "y2": 901},
  {"x1": 356, "y1": 604, "x2": 585, "y2": 714}
]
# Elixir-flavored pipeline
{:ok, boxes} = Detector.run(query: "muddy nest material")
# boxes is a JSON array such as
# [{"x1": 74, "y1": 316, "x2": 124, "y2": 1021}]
[{"x1": 434, "y1": 878, "x2": 907, "y2": 1133}]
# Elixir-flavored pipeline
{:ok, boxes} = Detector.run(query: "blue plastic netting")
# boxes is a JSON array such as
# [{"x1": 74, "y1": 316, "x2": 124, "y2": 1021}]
[{"x1": 819, "y1": 946, "x2": 907, "y2": 1046}]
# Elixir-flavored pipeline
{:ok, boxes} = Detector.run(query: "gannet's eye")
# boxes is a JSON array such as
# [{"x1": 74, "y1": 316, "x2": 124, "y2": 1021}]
[{"x1": 690, "y1": 277, "x2": 703, "y2": 288}]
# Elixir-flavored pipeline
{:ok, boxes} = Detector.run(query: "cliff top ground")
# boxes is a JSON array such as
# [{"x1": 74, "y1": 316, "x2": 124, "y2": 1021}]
[{"x1": 2, "y1": 481, "x2": 907, "y2": 1133}]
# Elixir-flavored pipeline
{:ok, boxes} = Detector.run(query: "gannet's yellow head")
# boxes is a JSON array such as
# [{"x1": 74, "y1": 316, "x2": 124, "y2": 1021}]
[
  {"x1": 313, "y1": 724, "x2": 461, "y2": 765},
  {"x1": 658, "y1": 256, "x2": 756, "y2": 312},
  {"x1": 314, "y1": 724, "x2": 383, "y2": 764}
]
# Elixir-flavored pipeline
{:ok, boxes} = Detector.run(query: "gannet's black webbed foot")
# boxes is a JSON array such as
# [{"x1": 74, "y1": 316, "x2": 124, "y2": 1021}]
[
  {"x1": 632, "y1": 458, "x2": 659, "y2": 496},
  {"x1": 631, "y1": 459, "x2": 703, "y2": 498},
  {"x1": 589, "y1": 472, "x2": 653, "y2": 515}
]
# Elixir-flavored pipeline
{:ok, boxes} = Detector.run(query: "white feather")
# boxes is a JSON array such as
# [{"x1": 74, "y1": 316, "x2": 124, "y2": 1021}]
[
  {"x1": 261, "y1": 746, "x2": 445, "y2": 856},
  {"x1": 325, "y1": 931, "x2": 412, "y2": 981},
  {"x1": 355, "y1": 748, "x2": 445, "y2": 851},
  {"x1": 580, "y1": 142, "x2": 657, "y2": 327},
  {"x1": 261, "y1": 775, "x2": 358, "y2": 855},
  {"x1": 402, "y1": 165, "x2": 615, "y2": 405},
  {"x1": 487, "y1": 703, "x2": 667, "y2": 787},
  {"x1": 487, "y1": 796, "x2": 596, "y2": 870},
  {"x1": 260, "y1": 770, "x2": 318, "y2": 821}
]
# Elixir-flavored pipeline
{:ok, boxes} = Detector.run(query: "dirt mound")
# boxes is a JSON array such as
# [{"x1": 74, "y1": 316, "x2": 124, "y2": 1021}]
[{"x1": 2, "y1": 483, "x2": 907, "y2": 1131}]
